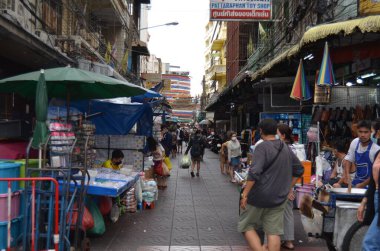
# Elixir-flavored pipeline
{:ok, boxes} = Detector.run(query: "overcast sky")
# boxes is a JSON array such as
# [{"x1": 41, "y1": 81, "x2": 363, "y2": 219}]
[{"x1": 147, "y1": 0, "x2": 210, "y2": 96}]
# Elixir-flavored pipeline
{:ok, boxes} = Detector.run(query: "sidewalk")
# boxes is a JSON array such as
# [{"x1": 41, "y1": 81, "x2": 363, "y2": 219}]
[{"x1": 91, "y1": 150, "x2": 328, "y2": 251}]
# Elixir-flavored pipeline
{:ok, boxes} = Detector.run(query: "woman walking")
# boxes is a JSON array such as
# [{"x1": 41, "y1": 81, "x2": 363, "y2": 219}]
[
  {"x1": 185, "y1": 129, "x2": 204, "y2": 177},
  {"x1": 227, "y1": 132, "x2": 241, "y2": 183},
  {"x1": 277, "y1": 123, "x2": 296, "y2": 250}
]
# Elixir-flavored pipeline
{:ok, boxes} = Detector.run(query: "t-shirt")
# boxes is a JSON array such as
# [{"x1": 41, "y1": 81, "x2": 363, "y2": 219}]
[
  {"x1": 102, "y1": 160, "x2": 122, "y2": 170},
  {"x1": 344, "y1": 138, "x2": 380, "y2": 164},
  {"x1": 247, "y1": 140, "x2": 304, "y2": 208}
]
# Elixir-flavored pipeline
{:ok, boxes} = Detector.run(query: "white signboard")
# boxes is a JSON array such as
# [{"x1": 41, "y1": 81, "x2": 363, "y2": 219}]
[{"x1": 210, "y1": 0, "x2": 272, "y2": 21}]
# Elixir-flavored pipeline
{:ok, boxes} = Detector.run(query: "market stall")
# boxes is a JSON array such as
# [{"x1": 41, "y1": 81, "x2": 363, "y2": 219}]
[{"x1": 0, "y1": 67, "x2": 151, "y2": 250}]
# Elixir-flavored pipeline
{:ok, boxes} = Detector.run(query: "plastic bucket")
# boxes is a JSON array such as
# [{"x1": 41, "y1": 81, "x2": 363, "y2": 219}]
[
  {"x1": 13, "y1": 159, "x2": 39, "y2": 188},
  {"x1": 296, "y1": 188, "x2": 314, "y2": 209},
  {"x1": 0, "y1": 215, "x2": 23, "y2": 249},
  {"x1": 0, "y1": 163, "x2": 20, "y2": 193},
  {"x1": 0, "y1": 191, "x2": 20, "y2": 221}
]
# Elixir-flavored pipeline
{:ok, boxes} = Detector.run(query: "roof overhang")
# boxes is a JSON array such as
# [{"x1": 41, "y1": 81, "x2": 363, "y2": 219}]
[{"x1": 132, "y1": 40, "x2": 150, "y2": 56}]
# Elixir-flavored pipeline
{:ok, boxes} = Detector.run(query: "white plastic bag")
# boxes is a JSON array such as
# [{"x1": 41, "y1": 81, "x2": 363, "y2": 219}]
[{"x1": 180, "y1": 155, "x2": 191, "y2": 169}]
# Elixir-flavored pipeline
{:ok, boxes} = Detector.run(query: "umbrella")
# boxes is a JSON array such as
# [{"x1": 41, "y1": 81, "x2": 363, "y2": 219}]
[
  {"x1": 31, "y1": 70, "x2": 48, "y2": 149},
  {"x1": 317, "y1": 42, "x2": 336, "y2": 86},
  {"x1": 199, "y1": 119, "x2": 213, "y2": 125},
  {"x1": 290, "y1": 59, "x2": 312, "y2": 101},
  {"x1": 0, "y1": 67, "x2": 147, "y2": 100}
]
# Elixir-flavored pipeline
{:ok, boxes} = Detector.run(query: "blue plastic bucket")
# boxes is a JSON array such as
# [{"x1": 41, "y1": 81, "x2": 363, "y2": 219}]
[
  {"x1": 0, "y1": 215, "x2": 23, "y2": 249},
  {"x1": 0, "y1": 163, "x2": 21, "y2": 193}
]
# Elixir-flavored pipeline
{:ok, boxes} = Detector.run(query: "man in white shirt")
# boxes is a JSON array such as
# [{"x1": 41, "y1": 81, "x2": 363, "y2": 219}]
[{"x1": 344, "y1": 120, "x2": 380, "y2": 188}]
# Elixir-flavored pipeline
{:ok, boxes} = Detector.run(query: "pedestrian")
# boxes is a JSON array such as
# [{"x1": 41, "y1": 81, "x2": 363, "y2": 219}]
[
  {"x1": 171, "y1": 128, "x2": 177, "y2": 158},
  {"x1": 343, "y1": 120, "x2": 380, "y2": 188},
  {"x1": 277, "y1": 123, "x2": 296, "y2": 250},
  {"x1": 185, "y1": 129, "x2": 204, "y2": 177},
  {"x1": 160, "y1": 125, "x2": 172, "y2": 158},
  {"x1": 238, "y1": 119, "x2": 303, "y2": 251},
  {"x1": 177, "y1": 125, "x2": 184, "y2": 153},
  {"x1": 201, "y1": 129, "x2": 208, "y2": 161},
  {"x1": 357, "y1": 145, "x2": 380, "y2": 250},
  {"x1": 227, "y1": 132, "x2": 241, "y2": 183}
]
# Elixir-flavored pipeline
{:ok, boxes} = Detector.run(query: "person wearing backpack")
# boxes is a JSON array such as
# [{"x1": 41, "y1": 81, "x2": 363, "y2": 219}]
[{"x1": 185, "y1": 129, "x2": 204, "y2": 177}]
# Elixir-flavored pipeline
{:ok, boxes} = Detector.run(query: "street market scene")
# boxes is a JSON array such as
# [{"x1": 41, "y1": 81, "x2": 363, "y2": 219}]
[{"x1": 0, "y1": 0, "x2": 380, "y2": 250}]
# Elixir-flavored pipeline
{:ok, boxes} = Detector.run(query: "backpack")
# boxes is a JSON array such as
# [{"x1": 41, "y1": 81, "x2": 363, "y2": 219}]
[{"x1": 190, "y1": 136, "x2": 202, "y2": 157}]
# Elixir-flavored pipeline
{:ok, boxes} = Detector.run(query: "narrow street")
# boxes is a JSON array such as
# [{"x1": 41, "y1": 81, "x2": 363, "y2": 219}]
[{"x1": 91, "y1": 150, "x2": 328, "y2": 251}]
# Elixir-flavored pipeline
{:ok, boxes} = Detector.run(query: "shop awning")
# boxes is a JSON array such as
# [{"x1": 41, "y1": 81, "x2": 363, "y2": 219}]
[
  {"x1": 250, "y1": 15, "x2": 380, "y2": 81},
  {"x1": 302, "y1": 15, "x2": 380, "y2": 44},
  {"x1": 211, "y1": 39, "x2": 225, "y2": 51}
]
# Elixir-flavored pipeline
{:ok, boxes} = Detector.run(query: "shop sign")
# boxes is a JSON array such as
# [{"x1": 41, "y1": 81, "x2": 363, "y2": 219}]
[
  {"x1": 314, "y1": 83, "x2": 331, "y2": 104},
  {"x1": 210, "y1": 0, "x2": 272, "y2": 21},
  {"x1": 359, "y1": 0, "x2": 380, "y2": 15},
  {"x1": 163, "y1": 79, "x2": 171, "y2": 91}
]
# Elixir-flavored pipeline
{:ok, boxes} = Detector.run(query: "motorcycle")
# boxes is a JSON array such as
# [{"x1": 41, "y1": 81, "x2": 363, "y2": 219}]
[{"x1": 210, "y1": 135, "x2": 222, "y2": 154}]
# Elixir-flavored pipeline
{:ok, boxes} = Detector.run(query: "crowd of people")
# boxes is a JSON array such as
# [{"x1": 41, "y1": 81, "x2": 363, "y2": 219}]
[
  {"x1": 234, "y1": 118, "x2": 380, "y2": 251},
  {"x1": 141, "y1": 118, "x2": 380, "y2": 250}
]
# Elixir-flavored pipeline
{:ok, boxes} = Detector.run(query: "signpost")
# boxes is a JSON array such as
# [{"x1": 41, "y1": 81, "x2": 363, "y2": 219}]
[{"x1": 210, "y1": 0, "x2": 272, "y2": 21}]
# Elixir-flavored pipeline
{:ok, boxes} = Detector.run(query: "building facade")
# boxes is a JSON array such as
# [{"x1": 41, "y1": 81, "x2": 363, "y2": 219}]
[{"x1": 206, "y1": 0, "x2": 380, "y2": 134}]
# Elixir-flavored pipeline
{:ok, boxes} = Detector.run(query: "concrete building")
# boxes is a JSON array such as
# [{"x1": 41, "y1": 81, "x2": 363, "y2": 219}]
[{"x1": 206, "y1": 0, "x2": 380, "y2": 134}]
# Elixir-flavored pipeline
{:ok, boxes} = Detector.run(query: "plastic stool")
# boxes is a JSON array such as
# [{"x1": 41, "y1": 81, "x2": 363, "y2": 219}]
[{"x1": 143, "y1": 201, "x2": 155, "y2": 209}]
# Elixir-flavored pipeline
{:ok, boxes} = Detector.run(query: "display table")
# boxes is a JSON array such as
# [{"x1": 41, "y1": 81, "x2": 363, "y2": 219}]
[{"x1": 59, "y1": 172, "x2": 140, "y2": 197}]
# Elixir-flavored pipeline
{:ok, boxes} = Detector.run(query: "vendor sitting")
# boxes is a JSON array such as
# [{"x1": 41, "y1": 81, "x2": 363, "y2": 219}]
[{"x1": 102, "y1": 150, "x2": 124, "y2": 170}]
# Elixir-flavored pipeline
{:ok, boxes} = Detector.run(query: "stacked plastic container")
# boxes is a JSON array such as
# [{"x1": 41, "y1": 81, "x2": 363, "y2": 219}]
[{"x1": 0, "y1": 162, "x2": 22, "y2": 249}]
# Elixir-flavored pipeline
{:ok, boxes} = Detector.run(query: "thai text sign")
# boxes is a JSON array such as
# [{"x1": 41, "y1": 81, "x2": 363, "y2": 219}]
[{"x1": 210, "y1": 0, "x2": 272, "y2": 21}]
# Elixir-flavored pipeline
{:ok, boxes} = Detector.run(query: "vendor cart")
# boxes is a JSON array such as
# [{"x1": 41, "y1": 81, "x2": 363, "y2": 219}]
[{"x1": 305, "y1": 187, "x2": 368, "y2": 251}]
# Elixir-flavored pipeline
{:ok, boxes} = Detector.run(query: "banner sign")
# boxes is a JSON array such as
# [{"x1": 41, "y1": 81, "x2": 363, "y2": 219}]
[{"x1": 210, "y1": 0, "x2": 272, "y2": 21}]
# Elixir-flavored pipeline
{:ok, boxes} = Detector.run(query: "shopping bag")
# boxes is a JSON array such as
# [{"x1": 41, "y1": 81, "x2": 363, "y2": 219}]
[
  {"x1": 162, "y1": 161, "x2": 170, "y2": 176},
  {"x1": 86, "y1": 198, "x2": 106, "y2": 235},
  {"x1": 180, "y1": 155, "x2": 191, "y2": 169},
  {"x1": 163, "y1": 157, "x2": 172, "y2": 171}
]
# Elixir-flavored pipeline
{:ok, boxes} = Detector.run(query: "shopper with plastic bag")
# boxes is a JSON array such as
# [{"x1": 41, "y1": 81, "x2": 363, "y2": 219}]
[{"x1": 185, "y1": 129, "x2": 204, "y2": 177}]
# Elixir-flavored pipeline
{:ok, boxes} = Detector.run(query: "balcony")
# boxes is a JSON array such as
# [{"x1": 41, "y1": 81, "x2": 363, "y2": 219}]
[
  {"x1": 206, "y1": 64, "x2": 226, "y2": 81},
  {"x1": 211, "y1": 39, "x2": 225, "y2": 51}
]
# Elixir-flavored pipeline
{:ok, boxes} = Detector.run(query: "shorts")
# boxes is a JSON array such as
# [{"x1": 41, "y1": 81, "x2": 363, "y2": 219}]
[
  {"x1": 230, "y1": 156, "x2": 241, "y2": 166},
  {"x1": 172, "y1": 144, "x2": 177, "y2": 150},
  {"x1": 177, "y1": 140, "x2": 183, "y2": 146},
  {"x1": 238, "y1": 200, "x2": 287, "y2": 235}
]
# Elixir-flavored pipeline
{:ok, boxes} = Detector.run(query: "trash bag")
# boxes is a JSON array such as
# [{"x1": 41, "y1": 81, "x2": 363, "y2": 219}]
[
  {"x1": 163, "y1": 157, "x2": 172, "y2": 171},
  {"x1": 86, "y1": 198, "x2": 106, "y2": 236},
  {"x1": 180, "y1": 155, "x2": 191, "y2": 169},
  {"x1": 67, "y1": 204, "x2": 94, "y2": 231},
  {"x1": 135, "y1": 178, "x2": 143, "y2": 203},
  {"x1": 110, "y1": 204, "x2": 120, "y2": 223},
  {"x1": 98, "y1": 196, "x2": 112, "y2": 216}
]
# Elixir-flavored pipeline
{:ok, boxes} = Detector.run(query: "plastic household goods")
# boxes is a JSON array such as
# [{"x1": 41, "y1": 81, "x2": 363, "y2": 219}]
[
  {"x1": 297, "y1": 161, "x2": 312, "y2": 184},
  {"x1": 13, "y1": 159, "x2": 39, "y2": 188},
  {"x1": 0, "y1": 163, "x2": 20, "y2": 193},
  {"x1": 0, "y1": 216, "x2": 23, "y2": 249},
  {"x1": 0, "y1": 191, "x2": 20, "y2": 221}
]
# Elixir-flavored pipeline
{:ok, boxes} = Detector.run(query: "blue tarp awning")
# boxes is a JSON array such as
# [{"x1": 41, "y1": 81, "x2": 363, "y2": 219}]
[{"x1": 69, "y1": 100, "x2": 153, "y2": 136}]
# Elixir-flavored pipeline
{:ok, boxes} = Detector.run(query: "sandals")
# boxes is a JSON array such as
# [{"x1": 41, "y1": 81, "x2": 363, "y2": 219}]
[{"x1": 281, "y1": 243, "x2": 295, "y2": 250}]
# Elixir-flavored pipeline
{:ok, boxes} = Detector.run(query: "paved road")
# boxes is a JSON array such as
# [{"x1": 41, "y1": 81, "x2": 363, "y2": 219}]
[{"x1": 91, "y1": 150, "x2": 328, "y2": 251}]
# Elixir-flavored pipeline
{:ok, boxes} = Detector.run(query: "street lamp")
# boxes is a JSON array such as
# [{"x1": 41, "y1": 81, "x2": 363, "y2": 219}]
[{"x1": 139, "y1": 22, "x2": 179, "y2": 31}]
